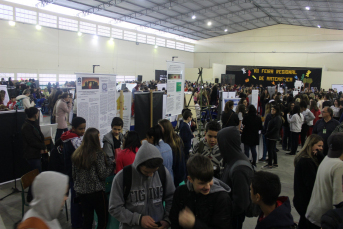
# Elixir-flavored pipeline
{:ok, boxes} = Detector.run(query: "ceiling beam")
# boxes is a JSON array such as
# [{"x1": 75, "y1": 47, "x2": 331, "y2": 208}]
[
  {"x1": 250, "y1": 0, "x2": 280, "y2": 24},
  {"x1": 36, "y1": 0, "x2": 55, "y2": 7},
  {"x1": 79, "y1": 0, "x2": 126, "y2": 17}
]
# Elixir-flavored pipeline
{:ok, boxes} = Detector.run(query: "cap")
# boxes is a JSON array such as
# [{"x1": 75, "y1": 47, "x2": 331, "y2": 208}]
[{"x1": 328, "y1": 132, "x2": 343, "y2": 158}]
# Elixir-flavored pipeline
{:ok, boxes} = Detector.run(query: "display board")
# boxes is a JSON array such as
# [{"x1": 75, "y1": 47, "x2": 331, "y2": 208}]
[
  {"x1": 116, "y1": 92, "x2": 132, "y2": 134},
  {"x1": 251, "y1": 90, "x2": 258, "y2": 110},
  {"x1": 166, "y1": 61, "x2": 185, "y2": 116},
  {"x1": 222, "y1": 92, "x2": 240, "y2": 112},
  {"x1": 155, "y1": 70, "x2": 167, "y2": 82},
  {"x1": 76, "y1": 73, "x2": 116, "y2": 143},
  {"x1": 157, "y1": 84, "x2": 166, "y2": 91},
  {"x1": 332, "y1": 84, "x2": 343, "y2": 93}
]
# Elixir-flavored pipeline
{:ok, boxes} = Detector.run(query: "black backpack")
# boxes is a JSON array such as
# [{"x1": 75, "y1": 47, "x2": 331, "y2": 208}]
[{"x1": 123, "y1": 164, "x2": 167, "y2": 202}]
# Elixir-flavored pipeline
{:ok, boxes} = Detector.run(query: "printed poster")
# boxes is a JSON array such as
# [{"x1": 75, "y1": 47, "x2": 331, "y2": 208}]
[
  {"x1": 166, "y1": 61, "x2": 185, "y2": 116},
  {"x1": 251, "y1": 90, "x2": 258, "y2": 110}
]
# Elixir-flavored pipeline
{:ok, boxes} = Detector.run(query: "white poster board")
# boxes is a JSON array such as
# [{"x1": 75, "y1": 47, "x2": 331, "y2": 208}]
[
  {"x1": 293, "y1": 90, "x2": 299, "y2": 97},
  {"x1": 76, "y1": 73, "x2": 116, "y2": 144},
  {"x1": 251, "y1": 90, "x2": 258, "y2": 110},
  {"x1": 166, "y1": 61, "x2": 185, "y2": 116},
  {"x1": 228, "y1": 92, "x2": 236, "y2": 99},
  {"x1": 157, "y1": 84, "x2": 166, "y2": 91},
  {"x1": 222, "y1": 92, "x2": 240, "y2": 112},
  {"x1": 162, "y1": 94, "x2": 177, "y2": 122},
  {"x1": 0, "y1": 85, "x2": 9, "y2": 105},
  {"x1": 116, "y1": 92, "x2": 132, "y2": 134},
  {"x1": 332, "y1": 84, "x2": 343, "y2": 93}
]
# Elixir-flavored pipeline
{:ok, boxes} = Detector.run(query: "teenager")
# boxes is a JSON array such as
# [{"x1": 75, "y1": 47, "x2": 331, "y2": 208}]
[
  {"x1": 61, "y1": 117, "x2": 86, "y2": 229},
  {"x1": 236, "y1": 104, "x2": 246, "y2": 131},
  {"x1": 287, "y1": 105, "x2": 304, "y2": 155},
  {"x1": 54, "y1": 92, "x2": 72, "y2": 143},
  {"x1": 169, "y1": 154, "x2": 232, "y2": 229},
  {"x1": 331, "y1": 98, "x2": 340, "y2": 120},
  {"x1": 48, "y1": 138, "x2": 65, "y2": 174},
  {"x1": 179, "y1": 110, "x2": 194, "y2": 159},
  {"x1": 310, "y1": 100, "x2": 321, "y2": 135},
  {"x1": 16, "y1": 89, "x2": 35, "y2": 109},
  {"x1": 159, "y1": 119, "x2": 186, "y2": 187},
  {"x1": 72, "y1": 128, "x2": 114, "y2": 229},
  {"x1": 109, "y1": 141, "x2": 175, "y2": 229},
  {"x1": 293, "y1": 135, "x2": 324, "y2": 229},
  {"x1": 300, "y1": 101, "x2": 315, "y2": 147},
  {"x1": 282, "y1": 102, "x2": 294, "y2": 151},
  {"x1": 221, "y1": 100, "x2": 239, "y2": 128},
  {"x1": 147, "y1": 125, "x2": 173, "y2": 179},
  {"x1": 115, "y1": 131, "x2": 141, "y2": 173},
  {"x1": 103, "y1": 117, "x2": 124, "y2": 161},
  {"x1": 7, "y1": 96, "x2": 16, "y2": 109},
  {"x1": 251, "y1": 171, "x2": 295, "y2": 229}
]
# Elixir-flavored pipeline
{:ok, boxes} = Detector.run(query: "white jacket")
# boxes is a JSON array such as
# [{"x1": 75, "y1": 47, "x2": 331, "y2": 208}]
[
  {"x1": 287, "y1": 113, "x2": 304, "y2": 133},
  {"x1": 16, "y1": 95, "x2": 34, "y2": 109},
  {"x1": 302, "y1": 108, "x2": 315, "y2": 126}
]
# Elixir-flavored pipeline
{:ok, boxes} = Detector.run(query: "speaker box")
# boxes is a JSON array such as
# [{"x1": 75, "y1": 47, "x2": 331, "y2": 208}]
[
  {"x1": 137, "y1": 75, "x2": 142, "y2": 82},
  {"x1": 215, "y1": 78, "x2": 219, "y2": 83}
]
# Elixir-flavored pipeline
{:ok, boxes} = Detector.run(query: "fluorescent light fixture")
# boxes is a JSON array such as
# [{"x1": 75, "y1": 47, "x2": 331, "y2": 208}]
[
  {"x1": 109, "y1": 38, "x2": 114, "y2": 45},
  {"x1": 305, "y1": 6, "x2": 310, "y2": 10},
  {"x1": 77, "y1": 31, "x2": 82, "y2": 36},
  {"x1": 35, "y1": 24, "x2": 42, "y2": 30},
  {"x1": 207, "y1": 21, "x2": 212, "y2": 26},
  {"x1": 192, "y1": 15, "x2": 196, "y2": 19},
  {"x1": 110, "y1": 37, "x2": 114, "y2": 41},
  {"x1": 224, "y1": 29, "x2": 228, "y2": 32},
  {"x1": 9, "y1": 21, "x2": 16, "y2": 26},
  {"x1": 317, "y1": 25, "x2": 321, "y2": 28},
  {"x1": 154, "y1": 45, "x2": 158, "y2": 48},
  {"x1": 93, "y1": 35, "x2": 98, "y2": 40}
]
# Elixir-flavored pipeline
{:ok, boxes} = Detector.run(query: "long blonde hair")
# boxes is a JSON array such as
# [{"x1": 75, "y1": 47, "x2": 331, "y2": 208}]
[{"x1": 294, "y1": 134, "x2": 324, "y2": 167}]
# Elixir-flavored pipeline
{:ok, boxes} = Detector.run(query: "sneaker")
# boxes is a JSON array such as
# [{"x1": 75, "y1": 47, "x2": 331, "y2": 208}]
[{"x1": 273, "y1": 164, "x2": 279, "y2": 167}]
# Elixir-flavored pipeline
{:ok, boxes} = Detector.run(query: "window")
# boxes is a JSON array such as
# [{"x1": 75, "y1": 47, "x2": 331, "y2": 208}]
[
  {"x1": 123, "y1": 31, "x2": 136, "y2": 42},
  {"x1": 39, "y1": 13, "x2": 57, "y2": 28},
  {"x1": 16, "y1": 8, "x2": 36, "y2": 24},
  {"x1": 125, "y1": 76, "x2": 135, "y2": 82},
  {"x1": 147, "y1": 36, "x2": 155, "y2": 45},
  {"x1": 0, "y1": 73, "x2": 14, "y2": 81},
  {"x1": 156, "y1": 38, "x2": 165, "y2": 47},
  {"x1": 166, "y1": 40, "x2": 176, "y2": 49},
  {"x1": 112, "y1": 28, "x2": 123, "y2": 39},
  {"x1": 98, "y1": 25, "x2": 110, "y2": 37},
  {"x1": 0, "y1": 4, "x2": 13, "y2": 20},
  {"x1": 185, "y1": 44, "x2": 195, "y2": 52},
  {"x1": 80, "y1": 21, "x2": 96, "y2": 34},
  {"x1": 39, "y1": 74, "x2": 56, "y2": 85},
  {"x1": 59, "y1": 17, "x2": 78, "y2": 31},
  {"x1": 17, "y1": 73, "x2": 37, "y2": 81},
  {"x1": 137, "y1": 34, "x2": 146, "y2": 43},
  {"x1": 176, "y1": 42, "x2": 185, "y2": 50},
  {"x1": 116, "y1": 76, "x2": 125, "y2": 82},
  {"x1": 59, "y1": 74, "x2": 76, "y2": 85}
]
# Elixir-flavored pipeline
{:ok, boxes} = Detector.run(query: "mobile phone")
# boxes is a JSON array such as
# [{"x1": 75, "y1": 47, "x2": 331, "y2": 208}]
[{"x1": 155, "y1": 221, "x2": 162, "y2": 227}]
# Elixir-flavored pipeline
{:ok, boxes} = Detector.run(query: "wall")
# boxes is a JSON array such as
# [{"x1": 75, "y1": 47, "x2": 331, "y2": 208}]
[
  {"x1": 212, "y1": 63, "x2": 226, "y2": 82},
  {"x1": 194, "y1": 24, "x2": 343, "y2": 88},
  {"x1": 185, "y1": 68, "x2": 213, "y2": 82},
  {"x1": 0, "y1": 20, "x2": 194, "y2": 81},
  {"x1": 322, "y1": 70, "x2": 343, "y2": 90}
]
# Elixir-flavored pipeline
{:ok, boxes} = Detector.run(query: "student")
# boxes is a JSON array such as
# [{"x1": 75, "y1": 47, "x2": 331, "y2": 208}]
[
  {"x1": 16, "y1": 89, "x2": 35, "y2": 109},
  {"x1": 17, "y1": 172, "x2": 69, "y2": 229},
  {"x1": 300, "y1": 101, "x2": 315, "y2": 147},
  {"x1": 109, "y1": 141, "x2": 175, "y2": 229},
  {"x1": 103, "y1": 117, "x2": 124, "y2": 161},
  {"x1": 169, "y1": 154, "x2": 232, "y2": 229},
  {"x1": 251, "y1": 171, "x2": 295, "y2": 229},
  {"x1": 287, "y1": 105, "x2": 304, "y2": 155},
  {"x1": 147, "y1": 125, "x2": 174, "y2": 179},
  {"x1": 306, "y1": 133, "x2": 343, "y2": 228},
  {"x1": 7, "y1": 96, "x2": 16, "y2": 109},
  {"x1": 221, "y1": 100, "x2": 239, "y2": 128},
  {"x1": 54, "y1": 92, "x2": 72, "y2": 143},
  {"x1": 48, "y1": 138, "x2": 65, "y2": 174},
  {"x1": 293, "y1": 135, "x2": 324, "y2": 229},
  {"x1": 72, "y1": 128, "x2": 114, "y2": 229},
  {"x1": 115, "y1": 131, "x2": 141, "y2": 173},
  {"x1": 61, "y1": 117, "x2": 86, "y2": 229},
  {"x1": 179, "y1": 110, "x2": 194, "y2": 159},
  {"x1": 191, "y1": 121, "x2": 223, "y2": 178}
]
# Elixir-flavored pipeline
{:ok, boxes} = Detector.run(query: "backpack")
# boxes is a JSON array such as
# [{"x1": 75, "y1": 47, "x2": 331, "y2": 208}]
[
  {"x1": 16, "y1": 98, "x2": 24, "y2": 110},
  {"x1": 123, "y1": 164, "x2": 167, "y2": 202},
  {"x1": 229, "y1": 160, "x2": 260, "y2": 218}
]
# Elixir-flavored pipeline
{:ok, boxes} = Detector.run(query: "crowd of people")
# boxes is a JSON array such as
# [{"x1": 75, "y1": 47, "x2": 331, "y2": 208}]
[{"x1": 12, "y1": 79, "x2": 343, "y2": 229}]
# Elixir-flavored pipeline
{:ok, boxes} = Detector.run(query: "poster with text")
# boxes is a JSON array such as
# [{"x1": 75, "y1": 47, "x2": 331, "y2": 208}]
[
  {"x1": 251, "y1": 90, "x2": 258, "y2": 110},
  {"x1": 76, "y1": 73, "x2": 116, "y2": 145},
  {"x1": 166, "y1": 61, "x2": 185, "y2": 116},
  {"x1": 116, "y1": 92, "x2": 132, "y2": 134}
]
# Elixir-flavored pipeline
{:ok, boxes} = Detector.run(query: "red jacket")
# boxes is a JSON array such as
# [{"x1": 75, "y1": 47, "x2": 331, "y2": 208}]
[
  {"x1": 311, "y1": 109, "x2": 321, "y2": 126},
  {"x1": 115, "y1": 148, "x2": 138, "y2": 173}
]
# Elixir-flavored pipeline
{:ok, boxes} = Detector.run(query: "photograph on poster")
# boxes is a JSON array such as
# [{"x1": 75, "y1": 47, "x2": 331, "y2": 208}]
[
  {"x1": 82, "y1": 77, "x2": 100, "y2": 89},
  {"x1": 168, "y1": 74, "x2": 182, "y2": 79}
]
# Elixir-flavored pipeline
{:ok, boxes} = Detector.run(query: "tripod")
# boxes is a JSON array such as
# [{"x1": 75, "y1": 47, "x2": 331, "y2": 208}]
[{"x1": 0, "y1": 106, "x2": 21, "y2": 201}]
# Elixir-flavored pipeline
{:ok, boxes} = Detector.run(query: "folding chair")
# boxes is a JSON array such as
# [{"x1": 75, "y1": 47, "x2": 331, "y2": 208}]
[{"x1": 20, "y1": 169, "x2": 39, "y2": 217}]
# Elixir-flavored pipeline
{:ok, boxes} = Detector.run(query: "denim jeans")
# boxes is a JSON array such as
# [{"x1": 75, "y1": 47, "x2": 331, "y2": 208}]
[{"x1": 244, "y1": 144, "x2": 257, "y2": 166}]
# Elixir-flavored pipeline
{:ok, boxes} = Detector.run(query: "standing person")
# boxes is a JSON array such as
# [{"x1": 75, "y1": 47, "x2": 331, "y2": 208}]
[
  {"x1": 210, "y1": 85, "x2": 218, "y2": 105},
  {"x1": 50, "y1": 89, "x2": 62, "y2": 124},
  {"x1": 109, "y1": 141, "x2": 175, "y2": 229},
  {"x1": 43, "y1": 88, "x2": 50, "y2": 98},
  {"x1": 16, "y1": 89, "x2": 35, "y2": 109},
  {"x1": 61, "y1": 117, "x2": 86, "y2": 229},
  {"x1": 310, "y1": 100, "x2": 321, "y2": 135},
  {"x1": 282, "y1": 102, "x2": 294, "y2": 151},
  {"x1": 218, "y1": 127, "x2": 254, "y2": 229},
  {"x1": 21, "y1": 107, "x2": 47, "y2": 203},
  {"x1": 17, "y1": 172, "x2": 69, "y2": 229},
  {"x1": 300, "y1": 101, "x2": 315, "y2": 147},
  {"x1": 236, "y1": 104, "x2": 246, "y2": 131},
  {"x1": 263, "y1": 105, "x2": 283, "y2": 169},
  {"x1": 317, "y1": 94, "x2": 324, "y2": 110},
  {"x1": 103, "y1": 117, "x2": 124, "y2": 162},
  {"x1": 287, "y1": 105, "x2": 304, "y2": 155},
  {"x1": 179, "y1": 110, "x2": 194, "y2": 159},
  {"x1": 159, "y1": 119, "x2": 186, "y2": 187},
  {"x1": 72, "y1": 128, "x2": 114, "y2": 229},
  {"x1": 115, "y1": 131, "x2": 141, "y2": 173},
  {"x1": 331, "y1": 99, "x2": 340, "y2": 120},
  {"x1": 54, "y1": 92, "x2": 72, "y2": 143},
  {"x1": 241, "y1": 105, "x2": 263, "y2": 167},
  {"x1": 169, "y1": 154, "x2": 232, "y2": 229},
  {"x1": 146, "y1": 125, "x2": 173, "y2": 179},
  {"x1": 312, "y1": 107, "x2": 340, "y2": 156},
  {"x1": 293, "y1": 135, "x2": 324, "y2": 229},
  {"x1": 221, "y1": 100, "x2": 239, "y2": 128},
  {"x1": 322, "y1": 94, "x2": 332, "y2": 108},
  {"x1": 306, "y1": 133, "x2": 343, "y2": 228}
]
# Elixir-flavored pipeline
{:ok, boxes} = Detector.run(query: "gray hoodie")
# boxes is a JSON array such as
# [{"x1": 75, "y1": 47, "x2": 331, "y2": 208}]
[
  {"x1": 22, "y1": 171, "x2": 69, "y2": 229},
  {"x1": 103, "y1": 130, "x2": 123, "y2": 160},
  {"x1": 109, "y1": 141, "x2": 175, "y2": 229}
]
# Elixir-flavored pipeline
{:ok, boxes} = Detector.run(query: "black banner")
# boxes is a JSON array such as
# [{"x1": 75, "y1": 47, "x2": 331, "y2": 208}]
[
  {"x1": 155, "y1": 70, "x2": 167, "y2": 82},
  {"x1": 224, "y1": 66, "x2": 322, "y2": 89}
]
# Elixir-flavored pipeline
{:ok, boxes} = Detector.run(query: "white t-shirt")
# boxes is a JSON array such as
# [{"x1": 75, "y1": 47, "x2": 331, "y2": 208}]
[
  {"x1": 331, "y1": 106, "x2": 340, "y2": 118},
  {"x1": 238, "y1": 112, "x2": 243, "y2": 121},
  {"x1": 306, "y1": 156, "x2": 343, "y2": 226}
]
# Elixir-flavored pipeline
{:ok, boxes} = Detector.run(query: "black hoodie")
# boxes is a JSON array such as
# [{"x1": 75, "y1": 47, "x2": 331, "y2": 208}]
[{"x1": 218, "y1": 127, "x2": 254, "y2": 216}]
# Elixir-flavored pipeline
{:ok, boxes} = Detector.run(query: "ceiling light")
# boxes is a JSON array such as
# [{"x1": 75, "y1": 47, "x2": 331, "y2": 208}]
[
  {"x1": 109, "y1": 38, "x2": 114, "y2": 45},
  {"x1": 155, "y1": 45, "x2": 158, "y2": 48},
  {"x1": 207, "y1": 21, "x2": 212, "y2": 26},
  {"x1": 224, "y1": 29, "x2": 228, "y2": 32},
  {"x1": 192, "y1": 15, "x2": 196, "y2": 19},
  {"x1": 317, "y1": 25, "x2": 321, "y2": 28},
  {"x1": 9, "y1": 21, "x2": 15, "y2": 26},
  {"x1": 93, "y1": 35, "x2": 98, "y2": 40},
  {"x1": 35, "y1": 25, "x2": 42, "y2": 30},
  {"x1": 305, "y1": 6, "x2": 310, "y2": 10},
  {"x1": 78, "y1": 31, "x2": 82, "y2": 36}
]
